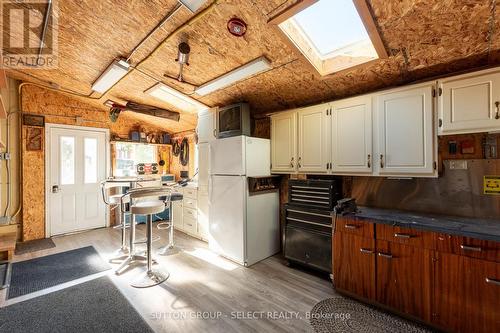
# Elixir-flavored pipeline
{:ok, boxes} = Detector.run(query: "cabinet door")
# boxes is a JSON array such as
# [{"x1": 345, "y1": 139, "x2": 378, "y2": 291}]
[
  {"x1": 439, "y1": 72, "x2": 500, "y2": 134},
  {"x1": 172, "y1": 200, "x2": 184, "y2": 231},
  {"x1": 376, "y1": 240, "x2": 432, "y2": 321},
  {"x1": 197, "y1": 143, "x2": 210, "y2": 186},
  {"x1": 271, "y1": 112, "x2": 297, "y2": 173},
  {"x1": 331, "y1": 96, "x2": 372, "y2": 174},
  {"x1": 433, "y1": 252, "x2": 500, "y2": 333},
  {"x1": 377, "y1": 85, "x2": 435, "y2": 176},
  {"x1": 297, "y1": 105, "x2": 330, "y2": 173},
  {"x1": 197, "y1": 108, "x2": 217, "y2": 143},
  {"x1": 197, "y1": 193, "x2": 209, "y2": 241},
  {"x1": 333, "y1": 232, "x2": 376, "y2": 299}
]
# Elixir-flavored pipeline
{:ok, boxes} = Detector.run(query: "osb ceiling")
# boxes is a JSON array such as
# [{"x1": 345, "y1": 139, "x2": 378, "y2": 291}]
[{"x1": 6, "y1": 0, "x2": 500, "y2": 132}]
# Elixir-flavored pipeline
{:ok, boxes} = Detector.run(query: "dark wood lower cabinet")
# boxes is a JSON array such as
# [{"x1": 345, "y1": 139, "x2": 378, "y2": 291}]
[
  {"x1": 333, "y1": 232, "x2": 375, "y2": 299},
  {"x1": 333, "y1": 216, "x2": 500, "y2": 332},
  {"x1": 433, "y1": 252, "x2": 500, "y2": 333},
  {"x1": 376, "y1": 240, "x2": 432, "y2": 322}
]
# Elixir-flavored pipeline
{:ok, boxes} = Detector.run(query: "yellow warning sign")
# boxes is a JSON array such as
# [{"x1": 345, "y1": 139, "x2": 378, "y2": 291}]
[{"x1": 484, "y1": 176, "x2": 500, "y2": 195}]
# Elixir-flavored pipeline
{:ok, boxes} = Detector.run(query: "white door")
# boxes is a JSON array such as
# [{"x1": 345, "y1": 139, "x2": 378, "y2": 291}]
[
  {"x1": 331, "y1": 95, "x2": 373, "y2": 174},
  {"x1": 377, "y1": 85, "x2": 436, "y2": 176},
  {"x1": 208, "y1": 175, "x2": 245, "y2": 265},
  {"x1": 271, "y1": 111, "x2": 297, "y2": 173},
  {"x1": 209, "y1": 136, "x2": 245, "y2": 175},
  {"x1": 197, "y1": 108, "x2": 217, "y2": 143},
  {"x1": 297, "y1": 104, "x2": 330, "y2": 173},
  {"x1": 439, "y1": 71, "x2": 500, "y2": 134},
  {"x1": 47, "y1": 126, "x2": 108, "y2": 236}
]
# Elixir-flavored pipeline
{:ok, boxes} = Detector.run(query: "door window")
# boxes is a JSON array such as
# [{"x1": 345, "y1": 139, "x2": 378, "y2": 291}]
[
  {"x1": 84, "y1": 138, "x2": 98, "y2": 183},
  {"x1": 60, "y1": 136, "x2": 75, "y2": 185}
]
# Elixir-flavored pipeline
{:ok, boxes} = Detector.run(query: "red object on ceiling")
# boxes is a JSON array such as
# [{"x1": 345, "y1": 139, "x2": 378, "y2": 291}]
[{"x1": 227, "y1": 18, "x2": 247, "y2": 37}]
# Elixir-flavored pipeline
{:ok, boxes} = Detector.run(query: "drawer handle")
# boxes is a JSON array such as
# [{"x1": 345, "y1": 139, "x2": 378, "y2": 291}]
[
  {"x1": 367, "y1": 154, "x2": 371, "y2": 168},
  {"x1": 496, "y1": 101, "x2": 500, "y2": 119},
  {"x1": 344, "y1": 224, "x2": 358, "y2": 230},
  {"x1": 378, "y1": 252, "x2": 393, "y2": 259},
  {"x1": 298, "y1": 157, "x2": 302, "y2": 168},
  {"x1": 460, "y1": 245, "x2": 482, "y2": 252},
  {"x1": 380, "y1": 154, "x2": 384, "y2": 168},
  {"x1": 486, "y1": 277, "x2": 500, "y2": 286},
  {"x1": 394, "y1": 233, "x2": 413, "y2": 239},
  {"x1": 360, "y1": 248, "x2": 374, "y2": 254},
  {"x1": 290, "y1": 157, "x2": 294, "y2": 168}
]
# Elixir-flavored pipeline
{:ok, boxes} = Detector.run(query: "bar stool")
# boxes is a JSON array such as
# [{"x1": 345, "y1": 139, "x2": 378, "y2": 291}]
[
  {"x1": 157, "y1": 191, "x2": 184, "y2": 256},
  {"x1": 100, "y1": 180, "x2": 130, "y2": 257},
  {"x1": 132, "y1": 188, "x2": 171, "y2": 288}
]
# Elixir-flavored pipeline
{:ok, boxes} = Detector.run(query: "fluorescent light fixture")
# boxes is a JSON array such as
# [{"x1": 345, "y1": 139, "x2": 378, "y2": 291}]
[
  {"x1": 178, "y1": 0, "x2": 207, "y2": 13},
  {"x1": 145, "y1": 83, "x2": 208, "y2": 112},
  {"x1": 195, "y1": 57, "x2": 272, "y2": 96},
  {"x1": 91, "y1": 59, "x2": 130, "y2": 94}
]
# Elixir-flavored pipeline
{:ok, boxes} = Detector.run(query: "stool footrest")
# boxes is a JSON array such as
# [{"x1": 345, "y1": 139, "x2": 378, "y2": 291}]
[
  {"x1": 134, "y1": 236, "x2": 160, "y2": 245},
  {"x1": 156, "y1": 222, "x2": 172, "y2": 230}
]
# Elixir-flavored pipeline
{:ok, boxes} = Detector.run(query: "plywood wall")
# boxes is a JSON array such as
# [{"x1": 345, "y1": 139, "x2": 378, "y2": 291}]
[
  {"x1": 170, "y1": 131, "x2": 196, "y2": 180},
  {"x1": 20, "y1": 85, "x2": 177, "y2": 241}
]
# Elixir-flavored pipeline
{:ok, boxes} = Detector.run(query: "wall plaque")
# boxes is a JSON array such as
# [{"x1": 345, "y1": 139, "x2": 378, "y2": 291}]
[{"x1": 23, "y1": 114, "x2": 45, "y2": 127}]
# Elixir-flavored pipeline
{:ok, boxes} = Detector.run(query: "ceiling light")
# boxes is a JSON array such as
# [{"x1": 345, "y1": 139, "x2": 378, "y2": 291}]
[
  {"x1": 178, "y1": 0, "x2": 207, "y2": 13},
  {"x1": 91, "y1": 59, "x2": 130, "y2": 94},
  {"x1": 145, "y1": 83, "x2": 208, "y2": 112},
  {"x1": 195, "y1": 57, "x2": 272, "y2": 96}
]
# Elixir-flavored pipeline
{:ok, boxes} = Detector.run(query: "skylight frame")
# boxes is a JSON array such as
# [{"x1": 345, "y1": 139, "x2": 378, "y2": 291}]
[{"x1": 269, "y1": 0, "x2": 388, "y2": 76}]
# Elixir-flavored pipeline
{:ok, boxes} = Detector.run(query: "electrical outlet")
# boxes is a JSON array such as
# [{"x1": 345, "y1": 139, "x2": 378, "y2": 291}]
[
  {"x1": 449, "y1": 160, "x2": 468, "y2": 170},
  {"x1": 0, "y1": 216, "x2": 10, "y2": 225}
]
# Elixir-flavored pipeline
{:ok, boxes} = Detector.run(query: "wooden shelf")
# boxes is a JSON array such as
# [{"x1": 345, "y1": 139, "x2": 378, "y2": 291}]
[{"x1": 110, "y1": 140, "x2": 172, "y2": 147}]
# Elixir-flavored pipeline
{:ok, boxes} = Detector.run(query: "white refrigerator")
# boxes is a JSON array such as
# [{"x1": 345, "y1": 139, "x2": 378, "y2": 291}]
[{"x1": 208, "y1": 136, "x2": 280, "y2": 266}]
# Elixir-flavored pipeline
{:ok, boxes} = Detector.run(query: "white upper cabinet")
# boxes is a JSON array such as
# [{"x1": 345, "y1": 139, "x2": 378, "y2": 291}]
[
  {"x1": 197, "y1": 108, "x2": 217, "y2": 143},
  {"x1": 438, "y1": 70, "x2": 500, "y2": 134},
  {"x1": 297, "y1": 104, "x2": 330, "y2": 173},
  {"x1": 271, "y1": 111, "x2": 297, "y2": 173},
  {"x1": 376, "y1": 84, "x2": 436, "y2": 176},
  {"x1": 331, "y1": 95, "x2": 372, "y2": 174}
]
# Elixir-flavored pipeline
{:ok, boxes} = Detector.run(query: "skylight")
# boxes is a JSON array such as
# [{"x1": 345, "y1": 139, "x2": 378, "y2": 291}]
[{"x1": 275, "y1": 0, "x2": 386, "y2": 76}]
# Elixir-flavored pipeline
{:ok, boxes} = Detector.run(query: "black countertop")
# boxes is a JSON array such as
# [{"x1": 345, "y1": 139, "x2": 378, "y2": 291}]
[{"x1": 347, "y1": 206, "x2": 500, "y2": 242}]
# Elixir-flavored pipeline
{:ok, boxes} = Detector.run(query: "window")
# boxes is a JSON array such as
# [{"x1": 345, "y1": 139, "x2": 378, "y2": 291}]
[
  {"x1": 84, "y1": 138, "x2": 98, "y2": 183},
  {"x1": 272, "y1": 0, "x2": 387, "y2": 76},
  {"x1": 60, "y1": 136, "x2": 75, "y2": 185},
  {"x1": 114, "y1": 143, "x2": 157, "y2": 177}
]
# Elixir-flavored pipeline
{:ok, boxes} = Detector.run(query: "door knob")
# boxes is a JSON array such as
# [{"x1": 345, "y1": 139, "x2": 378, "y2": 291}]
[{"x1": 52, "y1": 185, "x2": 60, "y2": 193}]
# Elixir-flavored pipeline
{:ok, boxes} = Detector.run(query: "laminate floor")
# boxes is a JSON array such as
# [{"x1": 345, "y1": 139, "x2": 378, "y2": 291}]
[{"x1": 0, "y1": 225, "x2": 335, "y2": 333}]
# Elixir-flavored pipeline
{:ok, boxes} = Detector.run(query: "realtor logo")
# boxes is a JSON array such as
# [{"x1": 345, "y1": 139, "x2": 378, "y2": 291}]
[{"x1": 1, "y1": 0, "x2": 58, "y2": 68}]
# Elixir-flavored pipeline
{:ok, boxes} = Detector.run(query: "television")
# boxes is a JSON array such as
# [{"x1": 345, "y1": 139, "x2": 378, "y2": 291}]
[{"x1": 217, "y1": 103, "x2": 251, "y2": 138}]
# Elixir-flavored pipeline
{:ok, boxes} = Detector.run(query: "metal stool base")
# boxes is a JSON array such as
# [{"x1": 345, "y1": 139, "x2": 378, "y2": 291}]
[
  {"x1": 131, "y1": 269, "x2": 170, "y2": 288},
  {"x1": 157, "y1": 245, "x2": 180, "y2": 256},
  {"x1": 114, "y1": 255, "x2": 157, "y2": 275}
]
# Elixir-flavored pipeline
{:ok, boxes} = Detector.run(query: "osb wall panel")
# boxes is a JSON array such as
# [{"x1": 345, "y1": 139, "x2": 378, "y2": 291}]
[
  {"x1": 170, "y1": 131, "x2": 196, "y2": 180},
  {"x1": 20, "y1": 85, "x2": 176, "y2": 240},
  {"x1": 253, "y1": 117, "x2": 271, "y2": 139},
  {"x1": 22, "y1": 127, "x2": 45, "y2": 241}
]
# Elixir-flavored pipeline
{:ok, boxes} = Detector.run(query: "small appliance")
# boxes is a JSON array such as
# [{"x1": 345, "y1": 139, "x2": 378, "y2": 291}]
[{"x1": 216, "y1": 103, "x2": 251, "y2": 138}]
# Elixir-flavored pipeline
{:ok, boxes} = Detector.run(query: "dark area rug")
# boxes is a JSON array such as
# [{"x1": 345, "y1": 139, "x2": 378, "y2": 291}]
[
  {"x1": 8, "y1": 246, "x2": 110, "y2": 299},
  {"x1": 0, "y1": 276, "x2": 154, "y2": 333},
  {"x1": 15, "y1": 238, "x2": 56, "y2": 255},
  {"x1": 310, "y1": 296, "x2": 434, "y2": 333}
]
